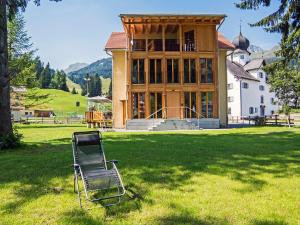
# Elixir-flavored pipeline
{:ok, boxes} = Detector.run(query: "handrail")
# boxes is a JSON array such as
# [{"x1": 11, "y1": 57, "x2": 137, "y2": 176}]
[
  {"x1": 146, "y1": 106, "x2": 205, "y2": 120},
  {"x1": 146, "y1": 106, "x2": 206, "y2": 130}
]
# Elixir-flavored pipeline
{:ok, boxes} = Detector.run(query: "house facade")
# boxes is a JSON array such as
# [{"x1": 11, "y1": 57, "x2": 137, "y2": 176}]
[
  {"x1": 227, "y1": 32, "x2": 280, "y2": 118},
  {"x1": 105, "y1": 14, "x2": 234, "y2": 129}
]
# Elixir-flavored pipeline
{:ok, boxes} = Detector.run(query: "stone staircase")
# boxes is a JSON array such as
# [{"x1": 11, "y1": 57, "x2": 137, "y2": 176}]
[{"x1": 126, "y1": 118, "x2": 220, "y2": 130}]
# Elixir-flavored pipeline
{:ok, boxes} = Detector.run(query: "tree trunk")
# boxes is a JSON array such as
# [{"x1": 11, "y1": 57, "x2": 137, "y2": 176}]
[{"x1": 0, "y1": 0, "x2": 13, "y2": 136}]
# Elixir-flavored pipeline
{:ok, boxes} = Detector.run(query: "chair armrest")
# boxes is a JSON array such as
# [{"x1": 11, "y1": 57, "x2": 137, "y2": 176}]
[{"x1": 106, "y1": 160, "x2": 119, "y2": 164}]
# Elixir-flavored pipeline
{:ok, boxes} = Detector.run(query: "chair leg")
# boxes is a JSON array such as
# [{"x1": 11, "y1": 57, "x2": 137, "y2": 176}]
[{"x1": 74, "y1": 174, "x2": 82, "y2": 208}]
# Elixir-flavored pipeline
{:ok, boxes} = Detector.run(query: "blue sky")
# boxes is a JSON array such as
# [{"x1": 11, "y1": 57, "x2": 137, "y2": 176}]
[{"x1": 24, "y1": 0, "x2": 281, "y2": 69}]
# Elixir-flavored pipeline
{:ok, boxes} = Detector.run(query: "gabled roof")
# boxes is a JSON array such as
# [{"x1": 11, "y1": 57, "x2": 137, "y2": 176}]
[
  {"x1": 105, "y1": 32, "x2": 127, "y2": 50},
  {"x1": 105, "y1": 32, "x2": 234, "y2": 50},
  {"x1": 227, "y1": 60, "x2": 260, "y2": 82},
  {"x1": 243, "y1": 58, "x2": 265, "y2": 71}
]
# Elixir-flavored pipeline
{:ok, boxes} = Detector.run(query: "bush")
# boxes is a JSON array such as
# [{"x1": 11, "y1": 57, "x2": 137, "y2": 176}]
[{"x1": 0, "y1": 127, "x2": 23, "y2": 150}]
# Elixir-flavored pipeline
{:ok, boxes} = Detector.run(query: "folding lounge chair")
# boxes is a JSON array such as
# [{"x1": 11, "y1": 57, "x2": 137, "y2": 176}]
[{"x1": 72, "y1": 131, "x2": 125, "y2": 207}]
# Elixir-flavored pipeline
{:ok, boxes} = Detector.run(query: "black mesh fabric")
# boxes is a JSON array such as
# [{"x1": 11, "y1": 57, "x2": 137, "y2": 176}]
[{"x1": 73, "y1": 133, "x2": 122, "y2": 191}]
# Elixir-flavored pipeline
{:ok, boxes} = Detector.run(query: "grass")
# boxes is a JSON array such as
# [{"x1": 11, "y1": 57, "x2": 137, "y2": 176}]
[
  {"x1": 66, "y1": 77, "x2": 82, "y2": 93},
  {"x1": 1, "y1": 125, "x2": 300, "y2": 225},
  {"x1": 66, "y1": 77, "x2": 111, "y2": 95},
  {"x1": 26, "y1": 88, "x2": 88, "y2": 115}
]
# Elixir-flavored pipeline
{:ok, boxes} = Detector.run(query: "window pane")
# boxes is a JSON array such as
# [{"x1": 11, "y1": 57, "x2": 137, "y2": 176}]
[
  {"x1": 201, "y1": 92, "x2": 207, "y2": 117},
  {"x1": 132, "y1": 60, "x2": 138, "y2": 84},
  {"x1": 190, "y1": 59, "x2": 196, "y2": 83},
  {"x1": 184, "y1": 59, "x2": 189, "y2": 83},
  {"x1": 174, "y1": 59, "x2": 179, "y2": 83},
  {"x1": 207, "y1": 92, "x2": 213, "y2": 118},
  {"x1": 156, "y1": 59, "x2": 162, "y2": 83},
  {"x1": 207, "y1": 59, "x2": 213, "y2": 83},
  {"x1": 150, "y1": 59, "x2": 155, "y2": 83},
  {"x1": 184, "y1": 92, "x2": 190, "y2": 118},
  {"x1": 200, "y1": 58, "x2": 206, "y2": 83},
  {"x1": 167, "y1": 59, "x2": 172, "y2": 83},
  {"x1": 133, "y1": 39, "x2": 146, "y2": 51},
  {"x1": 165, "y1": 39, "x2": 179, "y2": 51},
  {"x1": 132, "y1": 93, "x2": 138, "y2": 118},
  {"x1": 157, "y1": 93, "x2": 162, "y2": 118},
  {"x1": 139, "y1": 93, "x2": 145, "y2": 118},
  {"x1": 191, "y1": 92, "x2": 196, "y2": 118},
  {"x1": 139, "y1": 59, "x2": 145, "y2": 84},
  {"x1": 150, "y1": 93, "x2": 155, "y2": 115}
]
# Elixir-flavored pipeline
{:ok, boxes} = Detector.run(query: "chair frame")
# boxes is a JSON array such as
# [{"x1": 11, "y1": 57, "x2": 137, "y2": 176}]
[{"x1": 72, "y1": 131, "x2": 126, "y2": 208}]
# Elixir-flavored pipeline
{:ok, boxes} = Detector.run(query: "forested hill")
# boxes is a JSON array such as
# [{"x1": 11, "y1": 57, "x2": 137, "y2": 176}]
[{"x1": 68, "y1": 58, "x2": 112, "y2": 85}]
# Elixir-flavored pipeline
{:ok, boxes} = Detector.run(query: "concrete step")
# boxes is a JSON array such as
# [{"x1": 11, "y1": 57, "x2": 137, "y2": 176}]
[{"x1": 126, "y1": 118, "x2": 220, "y2": 130}]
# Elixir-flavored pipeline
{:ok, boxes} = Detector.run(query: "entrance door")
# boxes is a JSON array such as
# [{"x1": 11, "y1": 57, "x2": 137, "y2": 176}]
[{"x1": 167, "y1": 92, "x2": 181, "y2": 119}]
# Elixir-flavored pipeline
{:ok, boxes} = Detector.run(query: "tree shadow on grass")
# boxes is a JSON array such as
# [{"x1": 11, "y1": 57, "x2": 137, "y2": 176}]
[
  {"x1": 251, "y1": 219, "x2": 288, "y2": 225},
  {"x1": 1, "y1": 129, "x2": 300, "y2": 219}
]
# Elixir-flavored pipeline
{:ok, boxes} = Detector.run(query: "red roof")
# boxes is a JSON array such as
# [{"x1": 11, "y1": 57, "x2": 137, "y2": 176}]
[
  {"x1": 105, "y1": 32, "x2": 127, "y2": 50},
  {"x1": 217, "y1": 32, "x2": 235, "y2": 49},
  {"x1": 105, "y1": 32, "x2": 234, "y2": 50}
]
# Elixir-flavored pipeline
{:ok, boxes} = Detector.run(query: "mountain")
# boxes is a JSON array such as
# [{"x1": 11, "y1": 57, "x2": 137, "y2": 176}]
[
  {"x1": 68, "y1": 58, "x2": 112, "y2": 85},
  {"x1": 64, "y1": 63, "x2": 88, "y2": 74},
  {"x1": 248, "y1": 44, "x2": 264, "y2": 53},
  {"x1": 250, "y1": 45, "x2": 281, "y2": 64}
]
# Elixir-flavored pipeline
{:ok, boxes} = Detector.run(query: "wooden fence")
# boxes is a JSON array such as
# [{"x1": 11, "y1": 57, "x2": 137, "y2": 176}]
[{"x1": 19, "y1": 116, "x2": 84, "y2": 124}]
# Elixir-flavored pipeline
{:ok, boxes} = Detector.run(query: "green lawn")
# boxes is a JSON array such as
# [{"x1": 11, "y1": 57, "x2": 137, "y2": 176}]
[
  {"x1": 26, "y1": 88, "x2": 88, "y2": 115},
  {"x1": 1, "y1": 125, "x2": 300, "y2": 225}
]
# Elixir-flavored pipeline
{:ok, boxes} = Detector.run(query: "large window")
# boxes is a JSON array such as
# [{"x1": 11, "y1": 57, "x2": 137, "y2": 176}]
[
  {"x1": 149, "y1": 59, "x2": 162, "y2": 84},
  {"x1": 132, "y1": 92, "x2": 145, "y2": 119},
  {"x1": 148, "y1": 39, "x2": 163, "y2": 51},
  {"x1": 200, "y1": 58, "x2": 213, "y2": 83},
  {"x1": 132, "y1": 59, "x2": 145, "y2": 84},
  {"x1": 150, "y1": 92, "x2": 162, "y2": 118},
  {"x1": 132, "y1": 39, "x2": 146, "y2": 51},
  {"x1": 167, "y1": 59, "x2": 179, "y2": 83},
  {"x1": 201, "y1": 92, "x2": 213, "y2": 118},
  {"x1": 184, "y1": 30, "x2": 195, "y2": 51},
  {"x1": 184, "y1": 59, "x2": 196, "y2": 83},
  {"x1": 184, "y1": 92, "x2": 197, "y2": 118}
]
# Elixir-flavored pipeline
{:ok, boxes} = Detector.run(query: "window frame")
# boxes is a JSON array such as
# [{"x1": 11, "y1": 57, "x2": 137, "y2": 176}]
[
  {"x1": 184, "y1": 92, "x2": 197, "y2": 118},
  {"x1": 132, "y1": 92, "x2": 145, "y2": 119},
  {"x1": 184, "y1": 58, "x2": 196, "y2": 83},
  {"x1": 132, "y1": 59, "x2": 145, "y2": 84},
  {"x1": 150, "y1": 92, "x2": 163, "y2": 118},
  {"x1": 259, "y1": 85, "x2": 265, "y2": 91},
  {"x1": 200, "y1": 58, "x2": 213, "y2": 83},
  {"x1": 149, "y1": 58, "x2": 162, "y2": 84},
  {"x1": 201, "y1": 92, "x2": 214, "y2": 118},
  {"x1": 166, "y1": 58, "x2": 179, "y2": 83},
  {"x1": 242, "y1": 82, "x2": 249, "y2": 89}
]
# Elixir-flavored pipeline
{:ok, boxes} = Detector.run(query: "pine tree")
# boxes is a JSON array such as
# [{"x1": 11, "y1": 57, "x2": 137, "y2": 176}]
[
  {"x1": 0, "y1": 0, "x2": 61, "y2": 139},
  {"x1": 60, "y1": 71, "x2": 69, "y2": 92},
  {"x1": 93, "y1": 74, "x2": 102, "y2": 96},
  {"x1": 235, "y1": 0, "x2": 300, "y2": 64},
  {"x1": 71, "y1": 87, "x2": 77, "y2": 94},
  {"x1": 40, "y1": 63, "x2": 52, "y2": 88},
  {"x1": 108, "y1": 79, "x2": 112, "y2": 97}
]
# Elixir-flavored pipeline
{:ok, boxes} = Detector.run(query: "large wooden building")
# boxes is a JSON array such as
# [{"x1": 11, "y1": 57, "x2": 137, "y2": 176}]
[{"x1": 105, "y1": 14, "x2": 234, "y2": 129}]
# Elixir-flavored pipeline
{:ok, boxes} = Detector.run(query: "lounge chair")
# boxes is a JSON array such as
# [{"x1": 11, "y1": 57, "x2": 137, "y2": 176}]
[{"x1": 72, "y1": 131, "x2": 125, "y2": 207}]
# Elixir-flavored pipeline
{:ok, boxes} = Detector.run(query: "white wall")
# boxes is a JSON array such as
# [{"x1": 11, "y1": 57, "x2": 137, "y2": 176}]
[
  {"x1": 227, "y1": 71, "x2": 241, "y2": 117},
  {"x1": 248, "y1": 69, "x2": 280, "y2": 116}
]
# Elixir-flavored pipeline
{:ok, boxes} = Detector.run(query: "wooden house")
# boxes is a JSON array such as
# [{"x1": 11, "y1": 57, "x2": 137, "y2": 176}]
[{"x1": 105, "y1": 14, "x2": 234, "y2": 129}]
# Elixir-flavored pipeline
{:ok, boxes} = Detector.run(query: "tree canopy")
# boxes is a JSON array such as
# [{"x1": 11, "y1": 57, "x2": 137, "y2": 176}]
[{"x1": 235, "y1": 0, "x2": 300, "y2": 63}]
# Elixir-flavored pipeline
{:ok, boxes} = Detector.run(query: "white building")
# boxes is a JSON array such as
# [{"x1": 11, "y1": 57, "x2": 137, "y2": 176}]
[{"x1": 227, "y1": 32, "x2": 279, "y2": 118}]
